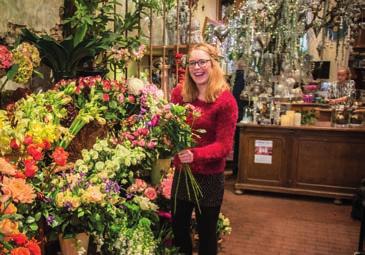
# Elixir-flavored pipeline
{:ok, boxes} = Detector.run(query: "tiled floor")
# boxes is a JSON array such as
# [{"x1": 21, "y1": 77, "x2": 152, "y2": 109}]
[{"x1": 219, "y1": 176, "x2": 362, "y2": 255}]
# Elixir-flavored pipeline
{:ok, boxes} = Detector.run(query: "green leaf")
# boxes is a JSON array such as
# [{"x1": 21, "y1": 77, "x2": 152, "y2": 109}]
[
  {"x1": 33, "y1": 69, "x2": 44, "y2": 79},
  {"x1": 34, "y1": 212, "x2": 42, "y2": 221},
  {"x1": 26, "y1": 216, "x2": 35, "y2": 224},
  {"x1": 73, "y1": 24, "x2": 88, "y2": 47},
  {"x1": 78, "y1": 210, "x2": 85, "y2": 217},
  {"x1": 30, "y1": 223, "x2": 38, "y2": 231},
  {"x1": 6, "y1": 64, "x2": 19, "y2": 80}
]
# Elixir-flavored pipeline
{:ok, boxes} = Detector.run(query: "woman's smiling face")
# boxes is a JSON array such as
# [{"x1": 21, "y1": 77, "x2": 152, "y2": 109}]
[{"x1": 188, "y1": 49, "x2": 212, "y2": 87}]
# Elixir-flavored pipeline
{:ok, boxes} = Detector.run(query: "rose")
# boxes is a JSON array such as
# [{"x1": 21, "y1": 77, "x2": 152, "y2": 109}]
[
  {"x1": 24, "y1": 158, "x2": 38, "y2": 178},
  {"x1": 144, "y1": 187, "x2": 157, "y2": 200},
  {"x1": 102, "y1": 93, "x2": 110, "y2": 102},
  {"x1": 52, "y1": 147, "x2": 69, "y2": 166},
  {"x1": 10, "y1": 233, "x2": 28, "y2": 245},
  {"x1": 128, "y1": 95, "x2": 135, "y2": 104},
  {"x1": 26, "y1": 144, "x2": 43, "y2": 161},
  {"x1": 134, "y1": 179, "x2": 147, "y2": 192},
  {"x1": 0, "y1": 218, "x2": 19, "y2": 236},
  {"x1": 10, "y1": 139, "x2": 20, "y2": 150},
  {"x1": 10, "y1": 247, "x2": 31, "y2": 255}
]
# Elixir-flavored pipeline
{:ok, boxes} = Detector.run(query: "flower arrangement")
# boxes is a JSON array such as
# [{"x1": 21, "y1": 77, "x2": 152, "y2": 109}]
[{"x1": 0, "y1": 43, "x2": 40, "y2": 103}]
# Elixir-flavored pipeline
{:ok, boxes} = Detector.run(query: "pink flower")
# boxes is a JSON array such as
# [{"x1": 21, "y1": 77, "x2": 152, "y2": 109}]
[
  {"x1": 148, "y1": 115, "x2": 160, "y2": 127},
  {"x1": 147, "y1": 141, "x2": 157, "y2": 149},
  {"x1": 158, "y1": 210, "x2": 172, "y2": 220},
  {"x1": 117, "y1": 93, "x2": 125, "y2": 103},
  {"x1": 135, "y1": 178, "x2": 147, "y2": 191},
  {"x1": 102, "y1": 80, "x2": 111, "y2": 92},
  {"x1": 102, "y1": 93, "x2": 110, "y2": 102},
  {"x1": 128, "y1": 95, "x2": 135, "y2": 104},
  {"x1": 144, "y1": 187, "x2": 157, "y2": 200},
  {"x1": 160, "y1": 175, "x2": 173, "y2": 199},
  {"x1": 0, "y1": 45, "x2": 13, "y2": 70}
]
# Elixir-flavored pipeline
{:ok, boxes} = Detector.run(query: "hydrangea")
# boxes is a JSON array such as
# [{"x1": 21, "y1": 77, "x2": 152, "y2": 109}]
[
  {"x1": 0, "y1": 45, "x2": 13, "y2": 70},
  {"x1": 127, "y1": 78, "x2": 145, "y2": 96}
]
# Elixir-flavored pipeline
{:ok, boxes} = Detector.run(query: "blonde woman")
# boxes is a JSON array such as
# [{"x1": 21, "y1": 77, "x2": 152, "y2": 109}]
[{"x1": 171, "y1": 43, "x2": 238, "y2": 255}]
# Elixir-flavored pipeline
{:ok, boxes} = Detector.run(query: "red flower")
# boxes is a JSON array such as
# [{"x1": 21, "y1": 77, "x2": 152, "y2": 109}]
[
  {"x1": 25, "y1": 239, "x2": 41, "y2": 255},
  {"x1": 41, "y1": 140, "x2": 51, "y2": 150},
  {"x1": 52, "y1": 147, "x2": 69, "y2": 166},
  {"x1": 24, "y1": 158, "x2": 38, "y2": 178},
  {"x1": 10, "y1": 139, "x2": 20, "y2": 150},
  {"x1": 102, "y1": 93, "x2": 110, "y2": 102},
  {"x1": 10, "y1": 233, "x2": 28, "y2": 245},
  {"x1": 26, "y1": 144, "x2": 43, "y2": 161},
  {"x1": 23, "y1": 135, "x2": 33, "y2": 145},
  {"x1": 14, "y1": 171, "x2": 26, "y2": 179},
  {"x1": 10, "y1": 247, "x2": 30, "y2": 255}
]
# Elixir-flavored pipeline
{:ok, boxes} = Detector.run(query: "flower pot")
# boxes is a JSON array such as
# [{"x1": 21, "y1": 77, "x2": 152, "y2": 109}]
[
  {"x1": 151, "y1": 158, "x2": 171, "y2": 185},
  {"x1": 59, "y1": 233, "x2": 89, "y2": 255}
]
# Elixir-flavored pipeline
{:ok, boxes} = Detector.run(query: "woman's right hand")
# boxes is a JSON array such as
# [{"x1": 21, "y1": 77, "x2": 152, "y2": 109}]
[{"x1": 178, "y1": 149, "x2": 194, "y2": 164}]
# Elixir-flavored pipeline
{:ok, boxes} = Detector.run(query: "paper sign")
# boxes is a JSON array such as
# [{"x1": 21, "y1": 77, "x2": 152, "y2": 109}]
[{"x1": 254, "y1": 140, "x2": 273, "y2": 164}]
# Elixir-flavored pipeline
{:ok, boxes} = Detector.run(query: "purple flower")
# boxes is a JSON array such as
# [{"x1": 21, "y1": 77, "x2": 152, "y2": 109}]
[
  {"x1": 46, "y1": 215, "x2": 55, "y2": 226},
  {"x1": 64, "y1": 201, "x2": 73, "y2": 211},
  {"x1": 105, "y1": 179, "x2": 121, "y2": 193}
]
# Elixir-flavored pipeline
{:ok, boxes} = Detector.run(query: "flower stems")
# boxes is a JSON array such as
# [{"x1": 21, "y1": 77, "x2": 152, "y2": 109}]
[{"x1": 174, "y1": 164, "x2": 203, "y2": 214}]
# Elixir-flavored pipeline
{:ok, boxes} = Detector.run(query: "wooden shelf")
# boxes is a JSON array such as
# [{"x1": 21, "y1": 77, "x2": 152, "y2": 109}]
[{"x1": 150, "y1": 44, "x2": 190, "y2": 50}]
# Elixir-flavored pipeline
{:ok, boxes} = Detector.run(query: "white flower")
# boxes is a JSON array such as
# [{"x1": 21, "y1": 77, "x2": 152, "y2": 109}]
[{"x1": 127, "y1": 78, "x2": 145, "y2": 96}]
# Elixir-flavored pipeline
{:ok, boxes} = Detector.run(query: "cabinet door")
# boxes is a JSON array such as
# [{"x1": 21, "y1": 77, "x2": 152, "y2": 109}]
[{"x1": 238, "y1": 130, "x2": 289, "y2": 187}]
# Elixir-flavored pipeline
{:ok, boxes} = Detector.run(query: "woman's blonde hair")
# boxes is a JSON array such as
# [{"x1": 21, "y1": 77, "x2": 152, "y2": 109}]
[{"x1": 182, "y1": 43, "x2": 230, "y2": 103}]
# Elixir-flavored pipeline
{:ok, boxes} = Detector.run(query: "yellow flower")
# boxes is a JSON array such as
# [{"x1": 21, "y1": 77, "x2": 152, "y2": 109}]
[
  {"x1": 0, "y1": 218, "x2": 19, "y2": 236},
  {"x1": 1, "y1": 177, "x2": 36, "y2": 204},
  {"x1": 82, "y1": 186, "x2": 105, "y2": 204},
  {"x1": 1, "y1": 202, "x2": 17, "y2": 214}
]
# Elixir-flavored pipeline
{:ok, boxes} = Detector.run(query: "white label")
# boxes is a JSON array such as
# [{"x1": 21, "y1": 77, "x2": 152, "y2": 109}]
[{"x1": 254, "y1": 140, "x2": 273, "y2": 164}]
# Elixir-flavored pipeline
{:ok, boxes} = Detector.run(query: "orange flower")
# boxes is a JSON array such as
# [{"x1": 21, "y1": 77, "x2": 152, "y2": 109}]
[
  {"x1": 10, "y1": 247, "x2": 30, "y2": 255},
  {"x1": 0, "y1": 157, "x2": 16, "y2": 176},
  {"x1": 1, "y1": 202, "x2": 17, "y2": 214},
  {"x1": 0, "y1": 218, "x2": 19, "y2": 236},
  {"x1": 25, "y1": 239, "x2": 41, "y2": 255},
  {"x1": 1, "y1": 177, "x2": 36, "y2": 204}
]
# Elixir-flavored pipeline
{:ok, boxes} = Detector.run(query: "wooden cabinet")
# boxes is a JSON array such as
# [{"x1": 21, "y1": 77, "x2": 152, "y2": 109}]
[{"x1": 235, "y1": 124, "x2": 365, "y2": 199}]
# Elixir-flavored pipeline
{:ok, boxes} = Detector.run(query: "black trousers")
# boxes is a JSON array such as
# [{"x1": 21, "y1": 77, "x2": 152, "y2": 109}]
[{"x1": 172, "y1": 199, "x2": 221, "y2": 255}]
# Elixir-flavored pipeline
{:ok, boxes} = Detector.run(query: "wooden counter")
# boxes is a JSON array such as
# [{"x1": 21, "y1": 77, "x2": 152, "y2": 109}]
[{"x1": 235, "y1": 123, "x2": 365, "y2": 199}]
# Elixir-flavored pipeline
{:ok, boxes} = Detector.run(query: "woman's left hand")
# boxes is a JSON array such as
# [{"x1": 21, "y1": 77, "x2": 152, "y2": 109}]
[{"x1": 178, "y1": 150, "x2": 194, "y2": 163}]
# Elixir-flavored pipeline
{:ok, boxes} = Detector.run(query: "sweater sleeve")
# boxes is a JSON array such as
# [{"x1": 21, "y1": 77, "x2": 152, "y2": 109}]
[{"x1": 191, "y1": 93, "x2": 238, "y2": 162}]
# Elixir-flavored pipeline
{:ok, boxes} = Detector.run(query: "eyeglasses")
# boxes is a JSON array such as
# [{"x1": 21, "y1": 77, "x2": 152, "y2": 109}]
[{"x1": 187, "y1": 59, "x2": 211, "y2": 68}]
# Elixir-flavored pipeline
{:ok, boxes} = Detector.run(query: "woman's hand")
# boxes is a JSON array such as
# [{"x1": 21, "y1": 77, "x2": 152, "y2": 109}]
[{"x1": 178, "y1": 149, "x2": 194, "y2": 163}]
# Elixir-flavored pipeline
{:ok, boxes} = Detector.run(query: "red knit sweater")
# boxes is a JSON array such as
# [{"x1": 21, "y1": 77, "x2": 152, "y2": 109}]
[{"x1": 171, "y1": 85, "x2": 238, "y2": 175}]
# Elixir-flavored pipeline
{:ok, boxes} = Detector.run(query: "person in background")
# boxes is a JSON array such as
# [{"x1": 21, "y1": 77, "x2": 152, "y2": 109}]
[
  {"x1": 171, "y1": 43, "x2": 238, "y2": 255},
  {"x1": 328, "y1": 67, "x2": 356, "y2": 105},
  {"x1": 231, "y1": 66, "x2": 246, "y2": 177}
]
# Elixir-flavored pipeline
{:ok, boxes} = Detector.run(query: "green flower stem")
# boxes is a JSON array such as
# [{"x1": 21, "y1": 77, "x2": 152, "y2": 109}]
[
  {"x1": 184, "y1": 169, "x2": 191, "y2": 200},
  {"x1": 173, "y1": 168, "x2": 182, "y2": 214}
]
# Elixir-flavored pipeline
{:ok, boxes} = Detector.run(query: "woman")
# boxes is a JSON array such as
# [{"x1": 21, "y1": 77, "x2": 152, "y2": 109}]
[
  {"x1": 171, "y1": 43, "x2": 238, "y2": 255},
  {"x1": 328, "y1": 67, "x2": 356, "y2": 105}
]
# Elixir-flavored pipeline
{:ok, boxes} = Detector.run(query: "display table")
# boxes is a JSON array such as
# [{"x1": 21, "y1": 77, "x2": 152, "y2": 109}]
[{"x1": 235, "y1": 123, "x2": 365, "y2": 200}]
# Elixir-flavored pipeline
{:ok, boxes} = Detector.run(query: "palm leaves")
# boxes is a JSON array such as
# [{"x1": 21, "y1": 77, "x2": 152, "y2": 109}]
[{"x1": 20, "y1": 28, "x2": 116, "y2": 81}]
